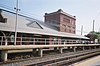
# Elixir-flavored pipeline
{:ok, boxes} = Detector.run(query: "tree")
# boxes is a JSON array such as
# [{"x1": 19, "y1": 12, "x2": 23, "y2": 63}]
[
  {"x1": 85, "y1": 31, "x2": 99, "y2": 41},
  {"x1": 85, "y1": 31, "x2": 100, "y2": 43}
]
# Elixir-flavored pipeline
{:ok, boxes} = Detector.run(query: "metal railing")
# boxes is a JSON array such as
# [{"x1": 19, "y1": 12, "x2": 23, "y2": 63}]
[{"x1": 0, "y1": 36, "x2": 89, "y2": 46}]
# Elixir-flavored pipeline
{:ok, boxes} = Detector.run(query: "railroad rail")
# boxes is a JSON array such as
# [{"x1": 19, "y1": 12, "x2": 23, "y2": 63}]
[
  {"x1": 26, "y1": 49, "x2": 100, "y2": 66},
  {"x1": 44, "y1": 52, "x2": 100, "y2": 66}
]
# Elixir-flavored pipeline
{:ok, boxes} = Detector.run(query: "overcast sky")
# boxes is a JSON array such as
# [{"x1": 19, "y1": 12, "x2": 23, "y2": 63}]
[{"x1": 0, "y1": 0, "x2": 100, "y2": 35}]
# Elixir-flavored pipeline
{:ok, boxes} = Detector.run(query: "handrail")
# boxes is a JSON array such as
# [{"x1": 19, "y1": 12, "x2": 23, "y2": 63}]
[{"x1": 0, "y1": 36, "x2": 94, "y2": 46}]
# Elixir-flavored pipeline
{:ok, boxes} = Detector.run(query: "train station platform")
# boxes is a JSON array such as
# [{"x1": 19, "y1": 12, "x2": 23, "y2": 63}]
[
  {"x1": 0, "y1": 44, "x2": 100, "y2": 50},
  {"x1": 73, "y1": 55, "x2": 100, "y2": 66},
  {"x1": 0, "y1": 44, "x2": 100, "y2": 62}
]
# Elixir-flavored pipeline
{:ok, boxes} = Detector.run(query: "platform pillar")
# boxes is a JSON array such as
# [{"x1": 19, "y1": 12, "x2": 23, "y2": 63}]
[
  {"x1": 54, "y1": 47, "x2": 58, "y2": 52},
  {"x1": 94, "y1": 46, "x2": 97, "y2": 49},
  {"x1": 32, "y1": 49, "x2": 37, "y2": 55},
  {"x1": 1, "y1": 50, "x2": 8, "y2": 61},
  {"x1": 59, "y1": 48, "x2": 63, "y2": 53},
  {"x1": 99, "y1": 46, "x2": 100, "y2": 48},
  {"x1": 5, "y1": 39, "x2": 8, "y2": 46},
  {"x1": 38, "y1": 49, "x2": 43, "y2": 57},
  {"x1": 83, "y1": 46, "x2": 85, "y2": 50},
  {"x1": 74, "y1": 47, "x2": 77, "y2": 52},
  {"x1": 89, "y1": 46, "x2": 91, "y2": 50}
]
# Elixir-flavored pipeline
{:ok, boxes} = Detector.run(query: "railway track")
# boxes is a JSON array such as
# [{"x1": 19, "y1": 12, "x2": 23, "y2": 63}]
[
  {"x1": 0, "y1": 49, "x2": 100, "y2": 66},
  {"x1": 27, "y1": 49, "x2": 100, "y2": 66},
  {"x1": 43, "y1": 52, "x2": 100, "y2": 66}
]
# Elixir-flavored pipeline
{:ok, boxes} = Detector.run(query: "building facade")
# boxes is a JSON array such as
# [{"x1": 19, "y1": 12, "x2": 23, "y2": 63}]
[{"x1": 44, "y1": 9, "x2": 76, "y2": 34}]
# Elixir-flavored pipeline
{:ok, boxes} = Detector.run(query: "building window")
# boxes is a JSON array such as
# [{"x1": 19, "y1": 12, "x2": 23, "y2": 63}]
[
  {"x1": 74, "y1": 31, "x2": 75, "y2": 33},
  {"x1": 0, "y1": 10, "x2": 7, "y2": 23},
  {"x1": 68, "y1": 26, "x2": 71, "y2": 28},
  {"x1": 0, "y1": 16, "x2": 7, "y2": 23},
  {"x1": 63, "y1": 18, "x2": 70, "y2": 23},
  {"x1": 69, "y1": 30, "x2": 71, "y2": 33},
  {"x1": 73, "y1": 27, "x2": 75, "y2": 29}
]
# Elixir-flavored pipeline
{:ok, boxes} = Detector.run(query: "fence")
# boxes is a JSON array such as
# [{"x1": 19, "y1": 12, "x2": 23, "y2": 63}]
[{"x1": 0, "y1": 36, "x2": 88, "y2": 46}]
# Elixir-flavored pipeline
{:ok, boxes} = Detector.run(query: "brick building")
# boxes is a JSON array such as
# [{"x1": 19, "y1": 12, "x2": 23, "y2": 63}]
[{"x1": 44, "y1": 9, "x2": 76, "y2": 34}]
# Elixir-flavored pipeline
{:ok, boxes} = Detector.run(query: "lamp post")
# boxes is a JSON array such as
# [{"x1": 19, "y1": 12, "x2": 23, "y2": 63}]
[{"x1": 14, "y1": 0, "x2": 19, "y2": 45}]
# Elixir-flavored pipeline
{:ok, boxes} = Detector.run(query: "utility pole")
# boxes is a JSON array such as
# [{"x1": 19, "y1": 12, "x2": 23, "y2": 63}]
[
  {"x1": 92, "y1": 20, "x2": 95, "y2": 43},
  {"x1": 93, "y1": 20, "x2": 95, "y2": 32},
  {"x1": 81, "y1": 25, "x2": 83, "y2": 35},
  {"x1": 14, "y1": 0, "x2": 20, "y2": 45},
  {"x1": 80, "y1": 25, "x2": 83, "y2": 44}
]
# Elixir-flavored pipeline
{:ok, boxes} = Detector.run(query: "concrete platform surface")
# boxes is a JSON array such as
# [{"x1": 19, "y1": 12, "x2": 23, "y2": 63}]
[{"x1": 73, "y1": 55, "x2": 100, "y2": 66}]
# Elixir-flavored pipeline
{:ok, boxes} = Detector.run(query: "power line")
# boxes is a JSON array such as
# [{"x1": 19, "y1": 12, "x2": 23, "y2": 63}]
[
  {"x1": 0, "y1": 3, "x2": 42, "y2": 20},
  {"x1": 76, "y1": 30, "x2": 88, "y2": 33},
  {"x1": 0, "y1": 3, "x2": 15, "y2": 12},
  {"x1": 19, "y1": 11, "x2": 42, "y2": 20}
]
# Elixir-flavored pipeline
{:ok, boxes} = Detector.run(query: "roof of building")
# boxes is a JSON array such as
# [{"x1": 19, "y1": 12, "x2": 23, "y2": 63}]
[
  {"x1": 0, "y1": 9, "x2": 88, "y2": 39},
  {"x1": 45, "y1": 9, "x2": 76, "y2": 19}
]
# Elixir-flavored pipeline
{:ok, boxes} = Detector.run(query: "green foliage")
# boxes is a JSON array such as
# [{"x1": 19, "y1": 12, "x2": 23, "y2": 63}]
[
  {"x1": 96, "y1": 32, "x2": 100, "y2": 39},
  {"x1": 85, "y1": 31, "x2": 100, "y2": 40}
]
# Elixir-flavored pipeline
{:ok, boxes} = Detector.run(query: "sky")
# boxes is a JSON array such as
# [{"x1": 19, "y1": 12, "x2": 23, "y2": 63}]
[{"x1": 0, "y1": 0, "x2": 100, "y2": 35}]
